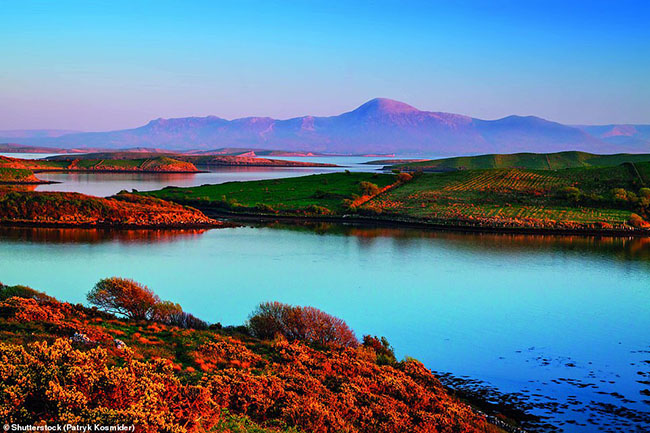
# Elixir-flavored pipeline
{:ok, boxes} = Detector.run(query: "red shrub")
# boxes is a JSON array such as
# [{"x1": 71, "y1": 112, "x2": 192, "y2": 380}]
[{"x1": 247, "y1": 302, "x2": 358, "y2": 347}]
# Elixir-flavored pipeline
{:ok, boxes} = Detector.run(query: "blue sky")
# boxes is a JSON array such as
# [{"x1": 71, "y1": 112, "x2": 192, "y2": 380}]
[{"x1": 1, "y1": 0, "x2": 648, "y2": 130}]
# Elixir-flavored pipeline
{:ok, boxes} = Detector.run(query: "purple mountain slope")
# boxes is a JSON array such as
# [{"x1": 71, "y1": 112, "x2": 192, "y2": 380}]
[
  {"x1": 575, "y1": 124, "x2": 650, "y2": 152},
  {"x1": 1, "y1": 99, "x2": 646, "y2": 155}
]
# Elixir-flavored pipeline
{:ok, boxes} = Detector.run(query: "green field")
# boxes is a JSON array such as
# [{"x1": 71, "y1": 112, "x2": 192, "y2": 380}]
[
  {"x1": 365, "y1": 163, "x2": 650, "y2": 229},
  {"x1": 144, "y1": 172, "x2": 396, "y2": 214},
  {"x1": 143, "y1": 163, "x2": 650, "y2": 231},
  {"x1": 0, "y1": 167, "x2": 39, "y2": 183},
  {"x1": 393, "y1": 151, "x2": 650, "y2": 171}
]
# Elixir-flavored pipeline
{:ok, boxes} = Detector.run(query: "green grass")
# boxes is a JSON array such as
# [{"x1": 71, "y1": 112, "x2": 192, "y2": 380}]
[
  {"x1": 144, "y1": 172, "x2": 396, "y2": 214},
  {"x1": 142, "y1": 163, "x2": 650, "y2": 230},
  {"x1": 365, "y1": 163, "x2": 650, "y2": 228},
  {"x1": 393, "y1": 151, "x2": 650, "y2": 171},
  {"x1": 212, "y1": 412, "x2": 303, "y2": 433},
  {"x1": 0, "y1": 167, "x2": 36, "y2": 182},
  {"x1": 75, "y1": 158, "x2": 143, "y2": 168},
  {"x1": 29, "y1": 160, "x2": 70, "y2": 169}
]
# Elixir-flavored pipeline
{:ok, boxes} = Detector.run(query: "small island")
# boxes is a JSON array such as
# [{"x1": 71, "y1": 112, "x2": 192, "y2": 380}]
[{"x1": 0, "y1": 167, "x2": 52, "y2": 184}]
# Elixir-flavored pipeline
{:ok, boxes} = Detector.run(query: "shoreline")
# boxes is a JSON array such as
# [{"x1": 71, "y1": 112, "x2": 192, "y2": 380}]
[
  {"x1": 31, "y1": 168, "x2": 207, "y2": 174},
  {"x1": 193, "y1": 162, "x2": 338, "y2": 168},
  {"x1": 0, "y1": 180, "x2": 59, "y2": 185},
  {"x1": 0, "y1": 219, "x2": 231, "y2": 230},
  {"x1": 197, "y1": 207, "x2": 650, "y2": 237},
  {"x1": 1, "y1": 203, "x2": 646, "y2": 237}
]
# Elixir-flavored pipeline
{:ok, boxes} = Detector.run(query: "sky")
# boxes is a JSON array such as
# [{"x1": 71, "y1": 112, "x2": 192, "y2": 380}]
[{"x1": 1, "y1": 0, "x2": 649, "y2": 131}]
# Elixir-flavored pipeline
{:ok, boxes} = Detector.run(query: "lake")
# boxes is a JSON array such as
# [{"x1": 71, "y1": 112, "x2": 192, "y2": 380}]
[
  {"x1": 0, "y1": 224, "x2": 648, "y2": 432},
  {"x1": 18, "y1": 155, "x2": 390, "y2": 196}
]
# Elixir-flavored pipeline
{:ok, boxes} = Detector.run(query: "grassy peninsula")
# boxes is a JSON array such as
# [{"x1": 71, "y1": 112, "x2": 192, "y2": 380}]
[
  {"x1": 0, "y1": 279, "x2": 508, "y2": 432},
  {"x1": 144, "y1": 160, "x2": 650, "y2": 234},
  {"x1": 144, "y1": 172, "x2": 398, "y2": 215},
  {"x1": 0, "y1": 167, "x2": 48, "y2": 184}
]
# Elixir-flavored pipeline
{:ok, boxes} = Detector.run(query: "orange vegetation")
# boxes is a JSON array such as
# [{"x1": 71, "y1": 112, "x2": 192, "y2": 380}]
[
  {"x1": 0, "y1": 287, "x2": 502, "y2": 433},
  {"x1": 0, "y1": 190, "x2": 221, "y2": 228}
]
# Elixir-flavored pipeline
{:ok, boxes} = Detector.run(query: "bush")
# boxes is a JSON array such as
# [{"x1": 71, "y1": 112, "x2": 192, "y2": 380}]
[
  {"x1": 628, "y1": 213, "x2": 649, "y2": 228},
  {"x1": 87, "y1": 278, "x2": 209, "y2": 329},
  {"x1": 0, "y1": 284, "x2": 55, "y2": 303},
  {"x1": 362, "y1": 335, "x2": 397, "y2": 365},
  {"x1": 612, "y1": 188, "x2": 630, "y2": 202},
  {"x1": 639, "y1": 188, "x2": 650, "y2": 199},
  {"x1": 170, "y1": 311, "x2": 209, "y2": 330},
  {"x1": 151, "y1": 300, "x2": 183, "y2": 322},
  {"x1": 254, "y1": 203, "x2": 276, "y2": 213},
  {"x1": 0, "y1": 339, "x2": 217, "y2": 430},
  {"x1": 87, "y1": 277, "x2": 160, "y2": 320},
  {"x1": 359, "y1": 181, "x2": 380, "y2": 196},
  {"x1": 359, "y1": 204, "x2": 383, "y2": 216},
  {"x1": 341, "y1": 198, "x2": 356, "y2": 212},
  {"x1": 559, "y1": 186, "x2": 582, "y2": 203},
  {"x1": 397, "y1": 172, "x2": 413, "y2": 183},
  {"x1": 306, "y1": 205, "x2": 332, "y2": 215},
  {"x1": 247, "y1": 301, "x2": 358, "y2": 347}
]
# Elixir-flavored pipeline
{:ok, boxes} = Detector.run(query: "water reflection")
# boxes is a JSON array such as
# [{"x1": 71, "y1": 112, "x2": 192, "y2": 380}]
[
  {"x1": 0, "y1": 226, "x2": 209, "y2": 244},
  {"x1": 0, "y1": 184, "x2": 37, "y2": 192},
  {"x1": 33, "y1": 165, "x2": 362, "y2": 196},
  {"x1": 2, "y1": 221, "x2": 649, "y2": 264},
  {"x1": 251, "y1": 221, "x2": 650, "y2": 264}
]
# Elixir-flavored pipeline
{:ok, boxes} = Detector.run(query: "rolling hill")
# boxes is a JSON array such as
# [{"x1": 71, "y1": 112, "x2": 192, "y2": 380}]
[{"x1": 390, "y1": 151, "x2": 650, "y2": 171}]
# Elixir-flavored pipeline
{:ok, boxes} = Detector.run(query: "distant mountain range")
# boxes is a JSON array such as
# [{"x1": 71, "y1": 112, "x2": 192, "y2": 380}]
[{"x1": 1, "y1": 98, "x2": 648, "y2": 156}]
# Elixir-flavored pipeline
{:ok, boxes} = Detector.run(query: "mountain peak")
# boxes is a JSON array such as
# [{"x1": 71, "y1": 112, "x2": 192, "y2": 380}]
[{"x1": 352, "y1": 98, "x2": 420, "y2": 115}]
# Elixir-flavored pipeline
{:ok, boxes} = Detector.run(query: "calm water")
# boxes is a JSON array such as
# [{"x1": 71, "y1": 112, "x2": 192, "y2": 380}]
[
  {"x1": 29, "y1": 156, "x2": 387, "y2": 196},
  {"x1": 0, "y1": 152, "x2": 404, "y2": 197},
  {"x1": 0, "y1": 224, "x2": 648, "y2": 432},
  {"x1": 0, "y1": 152, "x2": 62, "y2": 159}
]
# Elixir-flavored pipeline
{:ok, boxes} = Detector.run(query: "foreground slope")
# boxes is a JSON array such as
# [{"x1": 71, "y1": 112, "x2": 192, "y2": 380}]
[{"x1": 0, "y1": 283, "x2": 503, "y2": 433}]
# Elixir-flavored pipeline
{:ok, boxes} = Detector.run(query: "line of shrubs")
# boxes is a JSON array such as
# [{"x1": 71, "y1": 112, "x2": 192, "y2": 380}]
[
  {"x1": 2, "y1": 278, "x2": 397, "y2": 363},
  {"x1": 82, "y1": 277, "x2": 373, "y2": 350}
]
